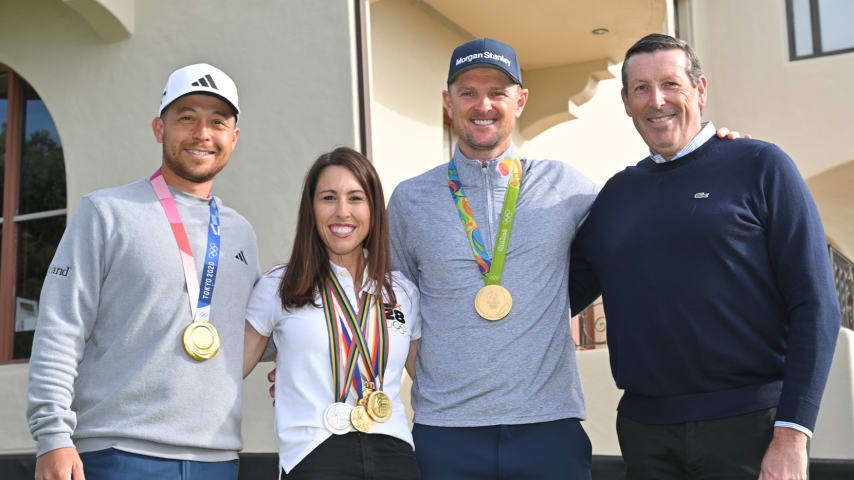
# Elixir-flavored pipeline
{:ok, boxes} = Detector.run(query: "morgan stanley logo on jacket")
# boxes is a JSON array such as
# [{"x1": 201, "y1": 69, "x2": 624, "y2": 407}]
[{"x1": 456, "y1": 51, "x2": 513, "y2": 68}]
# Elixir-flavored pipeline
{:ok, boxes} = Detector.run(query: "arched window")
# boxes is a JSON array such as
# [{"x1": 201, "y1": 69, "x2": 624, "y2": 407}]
[{"x1": 0, "y1": 65, "x2": 67, "y2": 361}]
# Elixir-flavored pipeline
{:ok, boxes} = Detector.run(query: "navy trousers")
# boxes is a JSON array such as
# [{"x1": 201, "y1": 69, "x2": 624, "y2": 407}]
[
  {"x1": 80, "y1": 448, "x2": 239, "y2": 480},
  {"x1": 413, "y1": 418, "x2": 592, "y2": 480}
]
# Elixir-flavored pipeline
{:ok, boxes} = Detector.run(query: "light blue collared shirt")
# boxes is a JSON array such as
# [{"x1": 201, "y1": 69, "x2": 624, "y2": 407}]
[
  {"x1": 650, "y1": 121, "x2": 716, "y2": 163},
  {"x1": 649, "y1": 120, "x2": 813, "y2": 438}
]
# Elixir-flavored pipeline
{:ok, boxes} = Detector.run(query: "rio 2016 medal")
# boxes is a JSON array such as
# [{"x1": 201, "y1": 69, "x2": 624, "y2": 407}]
[
  {"x1": 323, "y1": 402, "x2": 354, "y2": 435},
  {"x1": 366, "y1": 390, "x2": 392, "y2": 422},
  {"x1": 183, "y1": 320, "x2": 220, "y2": 360},
  {"x1": 350, "y1": 404, "x2": 374, "y2": 432},
  {"x1": 474, "y1": 284, "x2": 512, "y2": 321}
]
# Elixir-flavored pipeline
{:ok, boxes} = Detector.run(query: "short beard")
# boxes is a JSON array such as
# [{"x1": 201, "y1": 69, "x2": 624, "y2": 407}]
[{"x1": 161, "y1": 132, "x2": 224, "y2": 184}]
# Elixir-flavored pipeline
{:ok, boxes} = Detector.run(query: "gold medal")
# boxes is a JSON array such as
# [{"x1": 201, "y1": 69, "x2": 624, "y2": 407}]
[
  {"x1": 474, "y1": 284, "x2": 512, "y2": 321},
  {"x1": 350, "y1": 403, "x2": 374, "y2": 432},
  {"x1": 183, "y1": 320, "x2": 220, "y2": 360},
  {"x1": 365, "y1": 390, "x2": 392, "y2": 422}
]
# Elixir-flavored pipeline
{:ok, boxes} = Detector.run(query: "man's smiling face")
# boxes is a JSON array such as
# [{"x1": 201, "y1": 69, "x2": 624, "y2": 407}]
[
  {"x1": 622, "y1": 49, "x2": 707, "y2": 160},
  {"x1": 154, "y1": 93, "x2": 239, "y2": 188},
  {"x1": 443, "y1": 67, "x2": 528, "y2": 161}
]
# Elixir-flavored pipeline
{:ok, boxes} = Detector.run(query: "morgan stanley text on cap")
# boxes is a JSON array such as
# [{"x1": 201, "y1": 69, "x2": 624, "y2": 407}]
[
  {"x1": 447, "y1": 38, "x2": 522, "y2": 86},
  {"x1": 159, "y1": 63, "x2": 240, "y2": 117}
]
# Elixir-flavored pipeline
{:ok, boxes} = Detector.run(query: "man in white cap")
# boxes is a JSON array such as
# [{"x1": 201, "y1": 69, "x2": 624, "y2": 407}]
[{"x1": 27, "y1": 64, "x2": 260, "y2": 480}]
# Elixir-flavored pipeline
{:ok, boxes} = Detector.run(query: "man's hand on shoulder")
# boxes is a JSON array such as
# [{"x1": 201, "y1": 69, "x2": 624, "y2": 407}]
[
  {"x1": 758, "y1": 427, "x2": 808, "y2": 480},
  {"x1": 35, "y1": 447, "x2": 85, "y2": 480},
  {"x1": 716, "y1": 127, "x2": 752, "y2": 140}
]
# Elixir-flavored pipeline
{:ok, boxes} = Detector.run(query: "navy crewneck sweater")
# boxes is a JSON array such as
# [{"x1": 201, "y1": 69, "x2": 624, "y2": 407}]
[{"x1": 571, "y1": 136, "x2": 840, "y2": 430}]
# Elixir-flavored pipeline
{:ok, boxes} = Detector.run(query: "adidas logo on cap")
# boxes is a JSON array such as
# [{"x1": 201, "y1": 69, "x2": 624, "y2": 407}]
[
  {"x1": 159, "y1": 63, "x2": 239, "y2": 116},
  {"x1": 191, "y1": 74, "x2": 218, "y2": 89}
]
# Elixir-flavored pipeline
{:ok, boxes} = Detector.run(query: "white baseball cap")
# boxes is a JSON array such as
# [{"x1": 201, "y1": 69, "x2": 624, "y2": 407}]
[{"x1": 158, "y1": 63, "x2": 240, "y2": 117}]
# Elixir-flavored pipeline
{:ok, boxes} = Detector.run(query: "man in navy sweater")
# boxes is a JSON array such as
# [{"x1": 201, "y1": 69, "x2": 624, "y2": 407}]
[{"x1": 570, "y1": 34, "x2": 841, "y2": 479}]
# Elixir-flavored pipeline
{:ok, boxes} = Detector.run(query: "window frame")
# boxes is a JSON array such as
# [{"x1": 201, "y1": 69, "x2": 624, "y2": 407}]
[
  {"x1": 0, "y1": 64, "x2": 67, "y2": 363},
  {"x1": 786, "y1": 0, "x2": 854, "y2": 60}
]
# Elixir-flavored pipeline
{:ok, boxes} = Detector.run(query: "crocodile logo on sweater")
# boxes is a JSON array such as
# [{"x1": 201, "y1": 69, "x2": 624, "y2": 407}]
[{"x1": 694, "y1": 192, "x2": 710, "y2": 199}]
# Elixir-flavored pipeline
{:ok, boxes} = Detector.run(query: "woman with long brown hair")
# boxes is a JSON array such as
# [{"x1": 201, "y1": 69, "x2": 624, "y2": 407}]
[{"x1": 243, "y1": 147, "x2": 421, "y2": 479}]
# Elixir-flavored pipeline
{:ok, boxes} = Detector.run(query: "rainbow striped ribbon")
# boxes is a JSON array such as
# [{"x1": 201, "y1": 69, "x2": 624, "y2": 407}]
[
  {"x1": 325, "y1": 270, "x2": 389, "y2": 391},
  {"x1": 321, "y1": 281, "x2": 362, "y2": 402}
]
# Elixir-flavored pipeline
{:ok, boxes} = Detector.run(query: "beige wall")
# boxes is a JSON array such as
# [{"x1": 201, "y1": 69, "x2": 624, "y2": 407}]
[
  {"x1": 368, "y1": 0, "x2": 469, "y2": 193},
  {"x1": 688, "y1": 0, "x2": 853, "y2": 178},
  {"x1": 813, "y1": 328, "x2": 854, "y2": 459},
  {"x1": 685, "y1": 0, "x2": 854, "y2": 255},
  {"x1": 577, "y1": 349, "x2": 623, "y2": 456},
  {"x1": 0, "y1": 363, "x2": 32, "y2": 454},
  {"x1": 0, "y1": 0, "x2": 361, "y2": 272},
  {"x1": 0, "y1": 0, "x2": 362, "y2": 454},
  {"x1": 368, "y1": 0, "x2": 650, "y2": 190},
  {"x1": 807, "y1": 162, "x2": 854, "y2": 255},
  {"x1": 517, "y1": 73, "x2": 649, "y2": 187}
]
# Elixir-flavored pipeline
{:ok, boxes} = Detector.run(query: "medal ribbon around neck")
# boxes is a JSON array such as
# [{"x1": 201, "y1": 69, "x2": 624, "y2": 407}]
[
  {"x1": 320, "y1": 281, "x2": 362, "y2": 402},
  {"x1": 447, "y1": 156, "x2": 523, "y2": 285},
  {"x1": 150, "y1": 169, "x2": 221, "y2": 324},
  {"x1": 326, "y1": 269, "x2": 389, "y2": 392},
  {"x1": 321, "y1": 269, "x2": 389, "y2": 401}
]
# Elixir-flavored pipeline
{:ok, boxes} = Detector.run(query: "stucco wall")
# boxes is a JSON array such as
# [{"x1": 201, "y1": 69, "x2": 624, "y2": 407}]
[
  {"x1": 0, "y1": 0, "x2": 362, "y2": 455},
  {"x1": 368, "y1": 0, "x2": 650, "y2": 190},
  {"x1": 368, "y1": 0, "x2": 469, "y2": 193},
  {"x1": 0, "y1": 0, "x2": 361, "y2": 272},
  {"x1": 517, "y1": 72, "x2": 650, "y2": 187},
  {"x1": 688, "y1": 0, "x2": 854, "y2": 180}
]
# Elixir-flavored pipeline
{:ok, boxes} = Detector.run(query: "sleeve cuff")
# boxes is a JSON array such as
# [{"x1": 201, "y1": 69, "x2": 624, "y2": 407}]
[
  {"x1": 774, "y1": 421, "x2": 813, "y2": 438},
  {"x1": 36, "y1": 432, "x2": 75, "y2": 457}
]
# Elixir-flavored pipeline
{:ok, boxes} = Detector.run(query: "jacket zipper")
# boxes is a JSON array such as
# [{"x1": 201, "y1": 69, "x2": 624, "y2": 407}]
[{"x1": 482, "y1": 162, "x2": 494, "y2": 256}]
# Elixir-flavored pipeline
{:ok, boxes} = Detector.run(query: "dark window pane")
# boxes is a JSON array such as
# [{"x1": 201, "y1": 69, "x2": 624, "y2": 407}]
[
  {"x1": 19, "y1": 82, "x2": 66, "y2": 215},
  {"x1": 819, "y1": 0, "x2": 854, "y2": 53},
  {"x1": 14, "y1": 214, "x2": 66, "y2": 359},
  {"x1": 0, "y1": 70, "x2": 8, "y2": 214}
]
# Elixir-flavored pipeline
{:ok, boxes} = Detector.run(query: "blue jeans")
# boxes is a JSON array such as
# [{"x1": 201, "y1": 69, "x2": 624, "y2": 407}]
[{"x1": 80, "y1": 448, "x2": 239, "y2": 480}]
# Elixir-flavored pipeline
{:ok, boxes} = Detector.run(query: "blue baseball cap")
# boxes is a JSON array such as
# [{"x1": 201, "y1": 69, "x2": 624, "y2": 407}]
[{"x1": 447, "y1": 38, "x2": 522, "y2": 86}]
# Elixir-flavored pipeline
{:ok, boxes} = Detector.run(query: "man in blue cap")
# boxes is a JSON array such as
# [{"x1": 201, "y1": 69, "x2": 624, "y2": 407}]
[{"x1": 387, "y1": 38, "x2": 598, "y2": 479}]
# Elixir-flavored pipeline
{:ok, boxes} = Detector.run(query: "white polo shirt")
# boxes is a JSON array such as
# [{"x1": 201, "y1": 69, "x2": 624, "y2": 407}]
[{"x1": 246, "y1": 263, "x2": 422, "y2": 473}]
